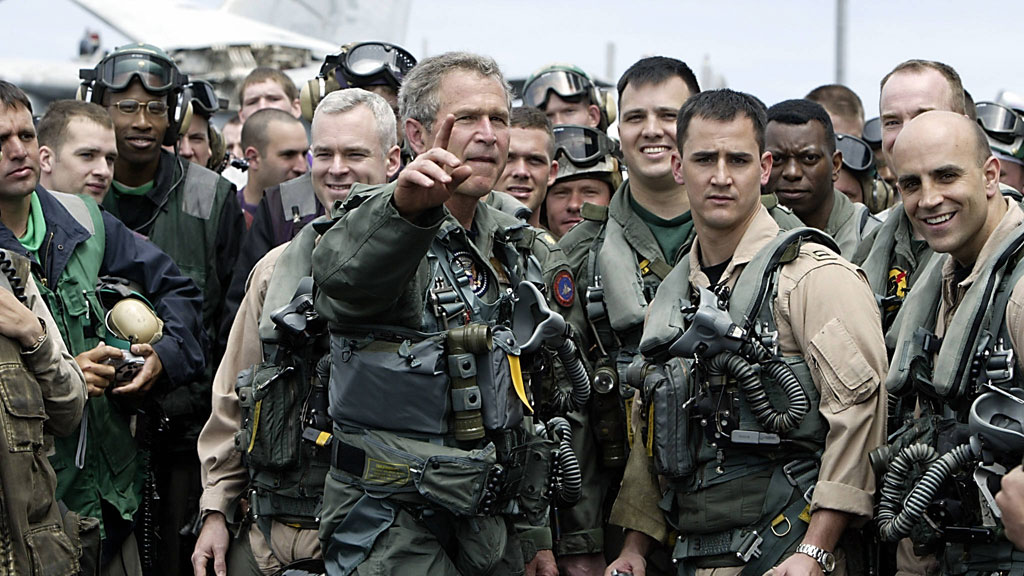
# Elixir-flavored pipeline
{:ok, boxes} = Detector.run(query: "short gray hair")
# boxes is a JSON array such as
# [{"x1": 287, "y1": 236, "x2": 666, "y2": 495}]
[
  {"x1": 314, "y1": 88, "x2": 397, "y2": 155},
  {"x1": 399, "y1": 51, "x2": 512, "y2": 133}
]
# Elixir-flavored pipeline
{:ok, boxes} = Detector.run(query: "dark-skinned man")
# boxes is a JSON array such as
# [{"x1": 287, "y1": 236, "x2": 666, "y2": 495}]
[
  {"x1": 605, "y1": 88, "x2": 887, "y2": 576},
  {"x1": 765, "y1": 99, "x2": 879, "y2": 259},
  {"x1": 79, "y1": 43, "x2": 244, "y2": 575},
  {"x1": 2, "y1": 85, "x2": 205, "y2": 576}
]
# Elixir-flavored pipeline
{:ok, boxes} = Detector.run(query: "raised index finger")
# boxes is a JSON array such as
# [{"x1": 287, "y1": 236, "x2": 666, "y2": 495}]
[{"x1": 432, "y1": 114, "x2": 456, "y2": 152}]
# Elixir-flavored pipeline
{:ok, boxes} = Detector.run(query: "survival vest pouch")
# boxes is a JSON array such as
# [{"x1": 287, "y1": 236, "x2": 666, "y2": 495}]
[{"x1": 643, "y1": 358, "x2": 697, "y2": 479}]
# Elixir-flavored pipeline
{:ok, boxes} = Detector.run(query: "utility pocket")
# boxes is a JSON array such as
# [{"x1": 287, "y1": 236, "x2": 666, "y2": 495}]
[
  {"x1": 0, "y1": 342, "x2": 46, "y2": 452},
  {"x1": 477, "y1": 327, "x2": 523, "y2": 432},
  {"x1": 25, "y1": 524, "x2": 78, "y2": 576},
  {"x1": 330, "y1": 334, "x2": 450, "y2": 435},
  {"x1": 236, "y1": 360, "x2": 307, "y2": 470},
  {"x1": 650, "y1": 359, "x2": 697, "y2": 479},
  {"x1": 416, "y1": 443, "x2": 497, "y2": 517},
  {"x1": 808, "y1": 318, "x2": 879, "y2": 413}
]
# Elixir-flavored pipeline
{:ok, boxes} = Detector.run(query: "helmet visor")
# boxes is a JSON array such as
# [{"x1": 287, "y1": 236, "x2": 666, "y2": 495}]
[
  {"x1": 523, "y1": 70, "x2": 590, "y2": 108},
  {"x1": 332, "y1": 42, "x2": 417, "y2": 89},
  {"x1": 184, "y1": 80, "x2": 222, "y2": 115},
  {"x1": 977, "y1": 102, "x2": 1024, "y2": 143},
  {"x1": 553, "y1": 124, "x2": 619, "y2": 167},
  {"x1": 97, "y1": 51, "x2": 179, "y2": 93},
  {"x1": 836, "y1": 133, "x2": 874, "y2": 172}
]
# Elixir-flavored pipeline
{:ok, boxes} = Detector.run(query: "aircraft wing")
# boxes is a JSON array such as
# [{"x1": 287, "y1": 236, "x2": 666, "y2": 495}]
[
  {"x1": 220, "y1": 0, "x2": 411, "y2": 46},
  {"x1": 72, "y1": 0, "x2": 337, "y2": 54}
]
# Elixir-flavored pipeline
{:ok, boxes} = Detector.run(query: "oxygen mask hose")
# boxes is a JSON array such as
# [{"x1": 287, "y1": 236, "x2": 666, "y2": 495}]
[
  {"x1": 706, "y1": 350, "x2": 809, "y2": 434},
  {"x1": 547, "y1": 417, "x2": 582, "y2": 506},
  {"x1": 550, "y1": 337, "x2": 591, "y2": 413},
  {"x1": 876, "y1": 443, "x2": 974, "y2": 542}
]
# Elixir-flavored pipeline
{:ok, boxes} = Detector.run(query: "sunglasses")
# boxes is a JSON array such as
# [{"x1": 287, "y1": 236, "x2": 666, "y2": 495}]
[
  {"x1": 552, "y1": 124, "x2": 619, "y2": 167},
  {"x1": 523, "y1": 70, "x2": 591, "y2": 108},
  {"x1": 111, "y1": 99, "x2": 168, "y2": 116},
  {"x1": 836, "y1": 133, "x2": 873, "y2": 173}
]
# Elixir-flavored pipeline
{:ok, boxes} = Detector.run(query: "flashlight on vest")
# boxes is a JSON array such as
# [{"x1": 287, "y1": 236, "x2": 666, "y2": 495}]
[{"x1": 447, "y1": 323, "x2": 491, "y2": 442}]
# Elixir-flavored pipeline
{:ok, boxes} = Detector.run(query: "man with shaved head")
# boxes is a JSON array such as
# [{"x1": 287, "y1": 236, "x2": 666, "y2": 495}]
[{"x1": 882, "y1": 111, "x2": 1024, "y2": 576}]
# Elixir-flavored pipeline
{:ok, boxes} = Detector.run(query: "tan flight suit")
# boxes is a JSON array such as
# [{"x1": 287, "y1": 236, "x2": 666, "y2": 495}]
[
  {"x1": 0, "y1": 253, "x2": 87, "y2": 575},
  {"x1": 609, "y1": 205, "x2": 888, "y2": 575},
  {"x1": 197, "y1": 241, "x2": 320, "y2": 575},
  {"x1": 896, "y1": 198, "x2": 1024, "y2": 576}
]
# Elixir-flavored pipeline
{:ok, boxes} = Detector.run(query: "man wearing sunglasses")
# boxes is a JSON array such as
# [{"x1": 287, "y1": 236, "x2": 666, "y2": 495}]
[
  {"x1": 765, "y1": 99, "x2": 880, "y2": 259},
  {"x1": 80, "y1": 43, "x2": 245, "y2": 574},
  {"x1": 976, "y1": 101, "x2": 1024, "y2": 194},
  {"x1": 523, "y1": 64, "x2": 609, "y2": 131}
]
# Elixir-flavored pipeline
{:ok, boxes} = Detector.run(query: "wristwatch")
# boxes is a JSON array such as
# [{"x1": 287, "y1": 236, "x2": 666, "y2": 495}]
[{"x1": 796, "y1": 543, "x2": 835, "y2": 574}]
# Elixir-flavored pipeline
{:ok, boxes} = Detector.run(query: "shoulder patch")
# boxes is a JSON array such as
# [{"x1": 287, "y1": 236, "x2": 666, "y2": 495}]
[
  {"x1": 553, "y1": 269, "x2": 576, "y2": 307},
  {"x1": 808, "y1": 248, "x2": 837, "y2": 262}
]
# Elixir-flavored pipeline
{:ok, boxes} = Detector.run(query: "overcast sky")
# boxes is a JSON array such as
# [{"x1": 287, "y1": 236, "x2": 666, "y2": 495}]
[{"x1": 0, "y1": 0, "x2": 1018, "y2": 117}]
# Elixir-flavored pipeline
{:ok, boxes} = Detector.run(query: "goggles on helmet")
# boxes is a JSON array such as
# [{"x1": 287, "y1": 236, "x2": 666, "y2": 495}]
[
  {"x1": 552, "y1": 124, "x2": 619, "y2": 168},
  {"x1": 184, "y1": 80, "x2": 226, "y2": 116},
  {"x1": 862, "y1": 117, "x2": 882, "y2": 148},
  {"x1": 324, "y1": 42, "x2": 417, "y2": 90},
  {"x1": 523, "y1": 69, "x2": 592, "y2": 108},
  {"x1": 85, "y1": 49, "x2": 185, "y2": 94},
  {"x1": 977, "y1": 102, "x2": 1024, "y2": 158},
  {"x1": 836, "y1": 133, "x2": 874, "y2": 173}
]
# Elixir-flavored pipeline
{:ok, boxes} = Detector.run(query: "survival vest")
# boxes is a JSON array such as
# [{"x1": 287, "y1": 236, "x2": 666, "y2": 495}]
[{"x1": 637, "y1": 228, "x2": 838, "y2": 575}]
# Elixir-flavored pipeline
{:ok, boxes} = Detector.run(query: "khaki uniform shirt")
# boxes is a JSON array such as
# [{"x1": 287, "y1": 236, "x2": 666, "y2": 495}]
[
  {"x1": 610, "y1": 205, "x2": 888, "y2": 543},
  {"x1": 196, "y1": 242, "x2": 320, "y2": 571}
]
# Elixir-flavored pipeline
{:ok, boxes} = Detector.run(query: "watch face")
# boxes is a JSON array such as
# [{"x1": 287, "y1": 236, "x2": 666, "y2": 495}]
[{"x1": 823, "y1": 554, "x2": 836, "y2": 573}]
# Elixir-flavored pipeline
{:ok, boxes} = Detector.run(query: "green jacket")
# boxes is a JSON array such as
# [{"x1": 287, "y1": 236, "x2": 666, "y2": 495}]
[{"x1": 825, "y1": 188, "x2": 880, "y2": 259}]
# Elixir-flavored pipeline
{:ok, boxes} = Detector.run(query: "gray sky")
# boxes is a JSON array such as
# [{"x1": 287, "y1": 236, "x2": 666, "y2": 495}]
[{"x1": 0, "y1": 0, "x2": 1018, "y2": 117}]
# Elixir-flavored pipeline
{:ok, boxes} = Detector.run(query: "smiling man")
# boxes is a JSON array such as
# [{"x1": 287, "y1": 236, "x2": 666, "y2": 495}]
[
  {"x1": 606, "y1": 88, "x2": 886, "y2": 576},
  {"x1": 883, "y1": 110, "x2": 1024, "y2": 576},
  {"x1": 766, "y1": 99, "x2": 879, "y2": 258}
]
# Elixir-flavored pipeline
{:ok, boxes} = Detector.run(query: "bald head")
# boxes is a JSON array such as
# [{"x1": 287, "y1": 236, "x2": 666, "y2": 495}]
[{"x1": 893, "y1": 111, "x2": 1003, "y2": 266}]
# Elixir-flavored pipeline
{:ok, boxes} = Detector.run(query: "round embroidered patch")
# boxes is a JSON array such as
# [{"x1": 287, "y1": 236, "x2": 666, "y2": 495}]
[
  {"x1": 553, "y1": 270, "x2": 575, "y2": 307},
  {"x1": 451, "y1": 250, "x2": 489, "y2": 297}
]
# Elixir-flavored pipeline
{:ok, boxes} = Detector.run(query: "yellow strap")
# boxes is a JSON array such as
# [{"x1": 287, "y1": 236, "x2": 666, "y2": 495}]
[
  {"x1": 315, "y1": 431, "x2": 333, "y2": 447},
  {"x1": 638, "y1": 258, "x2": 651, "y2": 275},
  {"x1": 507, "y1": 354, "x2": 533, "y2": 414},
  {"x1": 798, "y1": 504, "x2": 812, "y2": 523},
  {"x1": 247, "y1": 399, "x2": 262, "y2": 453},
  {"x1": 624, "y1": 396, "x2": 635, "y2": 448}
]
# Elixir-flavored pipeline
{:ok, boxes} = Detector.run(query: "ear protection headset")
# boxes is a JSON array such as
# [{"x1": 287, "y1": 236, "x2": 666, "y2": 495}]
[
  {"x1": 300, "y1": 41, "x2": 418, "y2": 123},
  {"x1": 78, "y1": 43, "x2": 192, "y2": 147}
]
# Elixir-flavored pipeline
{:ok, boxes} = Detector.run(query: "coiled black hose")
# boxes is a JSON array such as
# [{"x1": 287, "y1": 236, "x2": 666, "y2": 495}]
[
  {"x1": 549, "y1": 339, "x2": 591, "y2": 413},
  {"x1": 706, "y1": 351, "x2": 809, "y2": 433},
  {"x1": 547, "y1": 417, "x2": 582, "y2": 506},
  {"x1": 876, "y1": 443, "x2": 974, "y2": 542},
  {"x1": 0, "y1": 250, "x2": 26, "y2": 304}
]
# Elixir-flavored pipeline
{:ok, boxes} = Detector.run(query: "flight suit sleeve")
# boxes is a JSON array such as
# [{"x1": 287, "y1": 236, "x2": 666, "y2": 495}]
[
  {"x1": 608, "y1": 426, "x2": 668, "y2": 542},
  {"x1": 218, "y1": 196, "x2": 276, "y2": 359},
  {"x1": 198, "y1": 250, "x2": 276, "y2": 517},
  {"x1": 21, "y1": 274, "x2": 86, "y2": 438},
  {"x1": 1005, "y1": 277, "x2": 1024, "y2": 371},
  {"x1": 312, "y1": 184, "x2": 446, "y2": 324},
  {"x1": 99, "y1": 211, "x2": 207, "y2": 388},
  {"x1": 780, "y1": 252, "x2": 888, "y2": 524}
]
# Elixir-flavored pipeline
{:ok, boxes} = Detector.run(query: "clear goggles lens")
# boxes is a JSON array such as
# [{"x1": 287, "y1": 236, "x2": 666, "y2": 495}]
[
  {"x1": 523, "y1": 70, "x2": 590, "y2": 108},
  {"x1": 977, "y1": 102, "x2": 1024, "y2": 143},
  {"x1": 332, "y1": 42, "x2": 417, "y2": 89}
]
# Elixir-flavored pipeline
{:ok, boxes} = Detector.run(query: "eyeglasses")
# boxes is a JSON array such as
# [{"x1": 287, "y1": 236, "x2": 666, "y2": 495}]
[
  {"x1": 552, "y1": 124, "x2": 619, "y2": 167},
  {"x1": 862, "y1": 117, "x2": 882, "y2": 148},
  {"x1": 976, "y1": 102, "x2": 1024, "y2": 145},
  {"x1": 325, "y1": 42, "x2": 417, "y2": 90},
  {"x1": 836, "y1": 133, "x2": 874, "y2": 172},
  {"x1": 111, "y1": 99, "x2": 168, "y2": 116},
  {"x1": 523, "y1": 69, "x2": 592, "y2": 108},
  {"x1": 184, "y1": 80, "x2": 225, "y2": 116}
]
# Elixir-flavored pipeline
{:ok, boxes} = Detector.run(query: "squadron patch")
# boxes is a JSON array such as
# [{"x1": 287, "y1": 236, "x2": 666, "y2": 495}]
[
  {"x1": 888, "y1": 267, "x2": 909, "y2": 300},
  {"x1": 553, "y1": 270, "x2": 576, "y2": 307},
  {"x1": 451, "y1": 250, "x2": 490, "y2": 297}
]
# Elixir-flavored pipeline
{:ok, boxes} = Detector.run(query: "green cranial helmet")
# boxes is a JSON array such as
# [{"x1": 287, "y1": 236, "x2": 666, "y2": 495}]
[
  {"x1": 552, "y1": 124, "x2": 622, "y2": 190},
  {"x1": 523, "y1": 63, "x2": 615, "y2": 130}
]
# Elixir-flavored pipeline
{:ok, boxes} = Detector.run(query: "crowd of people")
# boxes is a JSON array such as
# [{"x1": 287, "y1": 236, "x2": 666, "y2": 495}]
[{"x1": 1, "y1": 37, "x2": 1024, "y2": 576}]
